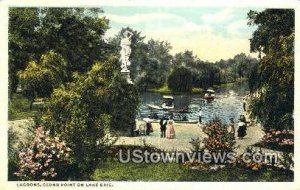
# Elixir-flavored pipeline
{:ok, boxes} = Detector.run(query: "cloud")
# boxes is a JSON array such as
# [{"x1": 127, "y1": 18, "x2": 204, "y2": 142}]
[
  {"x1": 103, "y1": 9, "x2": 257, "y2": 62},
  {"x1": 201, "y1": 8, "x2": 234, "y2": 23},
  {"x1": 102, "y1": 13, "x2": 185, "y2": 25},
  {"x1": 142, "y1": 24, "x2": 256, "y2": 62},
  {"x1": 227, "y1": 19, "x2": 248, "y2": 36}
]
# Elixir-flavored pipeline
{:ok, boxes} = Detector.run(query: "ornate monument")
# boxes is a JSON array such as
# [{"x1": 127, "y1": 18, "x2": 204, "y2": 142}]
[{"x1": 120, "y1": 30, "x2": 133, "y2": 84}]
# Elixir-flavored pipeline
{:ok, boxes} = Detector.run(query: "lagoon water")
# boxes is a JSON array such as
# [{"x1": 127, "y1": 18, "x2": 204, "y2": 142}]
[{"x1": 138, "y1": 82, "x2": 249, "y2": 125}]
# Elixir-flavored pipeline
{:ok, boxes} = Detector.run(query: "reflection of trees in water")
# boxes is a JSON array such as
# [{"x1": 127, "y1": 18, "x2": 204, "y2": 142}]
[
  {"x1": 219, "y1": 81, "x2": 249, "y2": 96},
  {"x1": 174, "y1": 95, "x2": 192, "y2": 110}
]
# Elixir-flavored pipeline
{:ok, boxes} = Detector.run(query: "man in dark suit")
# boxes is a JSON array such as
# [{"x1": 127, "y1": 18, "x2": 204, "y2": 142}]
[{"x1": 159, "y1": 115, "x2": 169, "y2": 138}]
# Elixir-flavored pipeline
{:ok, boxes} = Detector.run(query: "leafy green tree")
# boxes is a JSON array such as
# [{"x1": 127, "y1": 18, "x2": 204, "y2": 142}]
[
  {"x1": 167, "y1": 67, "x2": 193, "y2": 92},
  {"x1": 247, "y1": 9, "x2": 294, "y2": 131},
  {"x1": 42, "y1": 55, "x2": 139, "y2": 179},
  {"x1": 247, "y1": 9, "x2": 294, "y2": 56},
  {"x1": 38, "y1": 8, "x2": 110, "y2": 74},
  {"x1": 18, "y1": 50, "x2": 67, "y2": 109},
  {"x1": 9, "y1": 8, "x2": 40, "y2": 97},
  {"x1": 172, "y1": 51, "x2": 223, "y2": 89},
  {"x1": 9, "y1": 8, "x2": 110, "y2": 97}
]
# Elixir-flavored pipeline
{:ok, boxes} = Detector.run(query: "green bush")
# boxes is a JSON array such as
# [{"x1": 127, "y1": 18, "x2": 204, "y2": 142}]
[
  {"x1": 18, "y1": 50, "x2": 67, "y2": 109},
  {"x1": 42, "y1": 55, "x2": 139, "y2": 179}
]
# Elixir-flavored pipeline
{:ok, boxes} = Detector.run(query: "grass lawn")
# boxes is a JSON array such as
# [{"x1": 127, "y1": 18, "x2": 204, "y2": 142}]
[
  {"x1": 147, "y1": 83, "x2": 204, "y2": 94},
  {"x1": 91, "y1": 160, "x2": 293, "y2": 181},
  {"x1": 8, "y1": 93, "x2": 38, "y2": 121}
]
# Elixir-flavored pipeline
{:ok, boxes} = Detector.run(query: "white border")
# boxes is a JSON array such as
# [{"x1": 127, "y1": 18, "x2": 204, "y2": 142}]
[{"x1": 0, "y1": 0, "x2": 299, "y2": 190}]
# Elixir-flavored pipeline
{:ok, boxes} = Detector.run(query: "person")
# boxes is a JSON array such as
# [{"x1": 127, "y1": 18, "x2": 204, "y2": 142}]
[
  {"x1": 144, "y1": 117, "x2": 153, "y2": 135},
  {"x1": 227, "y1": 118, "x2": 235, "y2": 140},
  {"x1": 146, "y1": 122, "x2": 153, "y2": 135},
  {"x1": 159, "y1": 115, "x2": 169, "y2": 138},
  {"x1": 240, "y1": 114, "x2": 246, "y2": 122},
  {"x1": 243, "y1": 98, "x2": 246, "y2": 111},
  {"x1": 166, "y1": 120, "x2": 175, "y2": 139},
  {"x1": 237, "y1": 119, "x2": 247, "y2": 139},
  {"x1": 198, "y1": 108, "x2": 202, "y2": 124}
]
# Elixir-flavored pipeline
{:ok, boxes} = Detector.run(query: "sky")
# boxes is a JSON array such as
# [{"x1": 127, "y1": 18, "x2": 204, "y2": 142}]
[{"x1": 100, "y1": 7, "x2": 263, "y2": 62}]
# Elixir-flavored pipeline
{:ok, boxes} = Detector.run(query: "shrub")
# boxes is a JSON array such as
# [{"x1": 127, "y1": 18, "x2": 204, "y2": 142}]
[
  {"x1": 17, "y1": 50, "x2": 67, "y2": 109},
  {"x1": 202, "y1": 118, "x2": 235, "y2": 152},
  {"x1": 14, "y1": 126, "x2": 71, "y2": 181},
  {"x1": 42, "y1": 55, "x2": 140, "y2": 179},
  {"x1": 261, "y1": 129, "x2": 294, "y2": 152}
]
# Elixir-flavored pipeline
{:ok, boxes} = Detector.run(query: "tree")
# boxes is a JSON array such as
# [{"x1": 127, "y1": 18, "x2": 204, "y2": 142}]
[
  {"x1": 42, "y1": 55, "x2": 139, "y2": 179},
  {"x1": 38, "y1": 8, "x2": 110, "y2": 74},
  {"x1": 247, "y1": 9, "x2": 294, "y2": 131},
  {"x1": 18, "y1": 50, "x2": 67, "y2": 109},
  {"x1": 9, "y1": 8, "x2": 40, "y2": 97},
  {"x1": 247, "y1": 9, "x2": 294, "y2": 56},
  {"x1": 9, "y1": 8, "x2": 110, "y2": 97},
  {"x1": 167, "y1": 67, "x2": 193, "y2": 92}
]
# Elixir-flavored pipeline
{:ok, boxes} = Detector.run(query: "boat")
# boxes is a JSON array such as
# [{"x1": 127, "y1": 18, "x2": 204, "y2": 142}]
[
  {"x1": 204, "y1": 89, "x2": 215, "y2": 100},
  {"x1": 147, "y1": 104, "x2": 163, "y2": 110},
  {"x1": 147, "y1": 95, "x2": 174, "y2": 110},
  {"x1": 161, "y1": 95, "x2": 174, "y2": 109}
]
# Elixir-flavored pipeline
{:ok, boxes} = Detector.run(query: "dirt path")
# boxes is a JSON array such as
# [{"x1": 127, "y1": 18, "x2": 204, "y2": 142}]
[{"x1": 234, "y1": 111, "x2": 265, "y2": 155}]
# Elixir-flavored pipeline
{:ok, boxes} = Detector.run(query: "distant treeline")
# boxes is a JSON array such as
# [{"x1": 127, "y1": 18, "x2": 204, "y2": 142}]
[{"x1": 108, "y1": 28, "x2": 258, "y2": 92}]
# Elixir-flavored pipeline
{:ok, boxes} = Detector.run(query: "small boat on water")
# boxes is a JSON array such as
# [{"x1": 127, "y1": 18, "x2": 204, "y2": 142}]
[
  {"x1": 147, "y1": 95, "x2": 174, "y2": 110},
  {"x1": 204, "y1": 89, "x2": 215, "y2": 100},
  {"x1": 147, "y1": 104, "x2": 163, "y2": 110},
  {"x1": 161, "y1": 95, "x2": 174, "y2": 109}
]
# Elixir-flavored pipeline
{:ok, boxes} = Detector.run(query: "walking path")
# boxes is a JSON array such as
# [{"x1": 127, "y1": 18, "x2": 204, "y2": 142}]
[
  {"x1": 234, "y1": 111, "x2": 265, "y2": 155},
  {"x1": 116, "y1": 113, "x2": 265, "y2": 154},
  {"x1": 8, "y1": 111, "x2": 265, "y2": 155},
  {"x1": 115, "y1": 123, "x2": 206, "y2": 152}
]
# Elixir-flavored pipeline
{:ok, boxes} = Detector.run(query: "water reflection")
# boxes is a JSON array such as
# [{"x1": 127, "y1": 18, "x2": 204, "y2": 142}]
[{"x1": 138, "y1": 82, "x2": 249, "y2": 124}]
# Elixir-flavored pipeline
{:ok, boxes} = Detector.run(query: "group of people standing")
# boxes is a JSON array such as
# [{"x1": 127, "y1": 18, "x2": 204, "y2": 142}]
[
  {"x1": 227, "y1": 116, "x2": 247, "y2": 140},
  {"x1": 159, "y1": 115, "x2": 175, "y2": 139}
]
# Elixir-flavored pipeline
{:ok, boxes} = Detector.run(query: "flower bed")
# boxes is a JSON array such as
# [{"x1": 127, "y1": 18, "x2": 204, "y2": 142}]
[{"x1": 255, "y1": 129, "x2": 294, "y2": 153}]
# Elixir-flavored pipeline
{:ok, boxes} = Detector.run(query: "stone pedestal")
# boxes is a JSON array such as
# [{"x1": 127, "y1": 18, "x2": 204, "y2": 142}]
[{"x1": 121, "y1": 69, "x2": 133, "y2": 84}]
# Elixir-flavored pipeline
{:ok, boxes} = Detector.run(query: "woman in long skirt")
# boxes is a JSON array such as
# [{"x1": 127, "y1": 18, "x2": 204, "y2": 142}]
[
  {"x1": 166, "y1": 120, "x2": 175, "y2": 139},
  {"x1": 237, "y1": 119, "x2": 247, "y2": 139}
]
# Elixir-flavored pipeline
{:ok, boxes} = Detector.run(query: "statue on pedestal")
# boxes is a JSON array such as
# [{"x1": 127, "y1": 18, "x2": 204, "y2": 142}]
[
  {"x1": 119, "y1": 30, "x2": 134, "y2": 84},
  {"x1": 120, "y1": 30, "x2": 133, "y2": 72}
]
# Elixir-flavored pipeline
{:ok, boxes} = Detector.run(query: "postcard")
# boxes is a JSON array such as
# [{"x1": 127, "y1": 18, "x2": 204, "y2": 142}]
[{"x1": 1, "y1": 0, "x2": 299, "y2": 189}]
